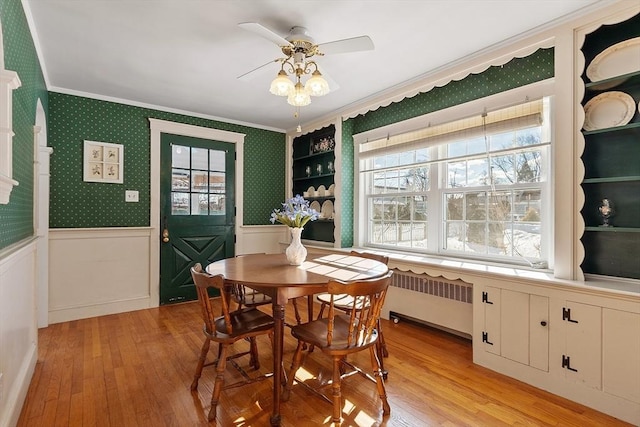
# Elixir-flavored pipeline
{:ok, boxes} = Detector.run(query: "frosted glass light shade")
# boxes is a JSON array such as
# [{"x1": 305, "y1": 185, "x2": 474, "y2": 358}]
[
  {"x1": 305, "y1": 70, "x2": 330, "y2": 96},
  {"x1": 287, "y1": 82, "x2": 311, "y2": 106},
  {"x1": 269, "y1": 71, "x2": 294, "y2": 96}
]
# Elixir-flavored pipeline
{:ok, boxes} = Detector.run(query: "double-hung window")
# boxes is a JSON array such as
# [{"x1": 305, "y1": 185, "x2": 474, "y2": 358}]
[{"x1": 357, "y1": 95, "x2": 552, "y2": 267}]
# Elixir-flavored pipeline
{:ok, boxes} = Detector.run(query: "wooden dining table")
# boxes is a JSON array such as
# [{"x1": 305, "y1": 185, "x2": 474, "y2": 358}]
[{"x1": 205, "y1": 252, "x2": 389, "y2": 426}]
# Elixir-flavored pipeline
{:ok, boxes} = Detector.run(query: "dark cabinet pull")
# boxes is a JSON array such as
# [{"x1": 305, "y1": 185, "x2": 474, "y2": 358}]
[{"x1": 540, "y1": 321, "x2": 547, "y2": 327}]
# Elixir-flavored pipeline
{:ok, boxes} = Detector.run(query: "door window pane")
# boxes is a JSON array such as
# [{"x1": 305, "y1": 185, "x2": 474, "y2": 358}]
[
  {"x1": 171, "y1": 145, "x2": 228, "y2": 216},
  {"x1": 191, "y1": 147, "x2": 208, "y2": 170},
  {"x1": 172, "y1": 145, "x2": 190, "y2": 169},
  {"x1": 172, "y1": 192, "x2": 189, "y2": 215}
]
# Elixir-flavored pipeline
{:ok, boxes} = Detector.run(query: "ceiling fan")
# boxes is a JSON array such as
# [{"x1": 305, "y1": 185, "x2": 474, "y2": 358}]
[{"x1": 238, "y1": 22, "x2": 374, "y2": 107}]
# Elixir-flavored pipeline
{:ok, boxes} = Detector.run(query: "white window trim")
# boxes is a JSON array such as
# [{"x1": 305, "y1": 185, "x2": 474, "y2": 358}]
[
  {"x1": 354, "y1": 79, "x2": 555, "y2": 267},
  {"x1": 0, "y1": 25, "x2": 22, "y2": 204}
]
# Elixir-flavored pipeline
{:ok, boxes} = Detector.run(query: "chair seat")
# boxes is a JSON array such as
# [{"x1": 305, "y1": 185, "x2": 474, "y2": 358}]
[
  {"x1": 212, "y1": 308, "x2": 274, "y2": 340},
  {"x1": 291, "y1": 315, "x2": 378, "y2": 352},
  {"x1": 316, "y1": 293, "x2": 368, "y2": 311},
  {"x1": 236, "y1": 288, "x2": 272, "y2": 307}
]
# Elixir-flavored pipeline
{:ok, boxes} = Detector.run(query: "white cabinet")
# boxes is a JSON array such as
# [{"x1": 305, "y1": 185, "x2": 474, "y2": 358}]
[
  {"x1": 602, "y1": 308, "x2": 640, "y2": 403},
  {"x1": 560, "y1": 301, "x2": 602, "y2": 389},
  {"x1": 475, "y1": 281, "x2": 640, "y2": 425},
  {"x1": 481, "y1": 286, "x2": 549, "y2": 370}
]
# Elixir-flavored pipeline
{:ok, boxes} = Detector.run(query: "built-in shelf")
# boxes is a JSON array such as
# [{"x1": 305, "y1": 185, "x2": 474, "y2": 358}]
[
  {"x1": 293, "y1": 173, "x2": 335, "y2": 182},
  {"x1": 584, "y1": 226, "x2": 640, "y2": 233},
  {"x1": 583, "y1": 176, "x2": 640, "y2": 184},
  {"x1": 584, "y1": 70, "x2": 640, "y2": 92},
  {"x1": 293, "y1": 150, "x2": 335, "y2": 162},
  {"x1": 582, "y1": 122, "x2": 640, "y2": 136},
  {"x1": 579, "y1": 11, "x2": 640, "y2": 281}
]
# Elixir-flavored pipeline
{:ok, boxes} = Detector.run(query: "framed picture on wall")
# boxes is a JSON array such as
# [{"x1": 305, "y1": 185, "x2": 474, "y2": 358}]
[{"x1": 83, "y1": 140, "x2": 124, "y2": 183}]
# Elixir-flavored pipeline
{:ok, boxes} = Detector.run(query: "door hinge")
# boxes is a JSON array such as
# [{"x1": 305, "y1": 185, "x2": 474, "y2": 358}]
[
  {"x1": 234, "y1": 234, "x2": 236, "y2": 244},
  {"x1": 482, "y1": 331, "x2": 493, "y2": 345},
  {"x1": 482, "y1": 291, "x2": 493, "y2": 304},
  {"x1": 562, "y1": 307, "x2": 579, "y2": 323},
  {"x1": 562, "y1": 355, "x2": 578, "y2": 372}
]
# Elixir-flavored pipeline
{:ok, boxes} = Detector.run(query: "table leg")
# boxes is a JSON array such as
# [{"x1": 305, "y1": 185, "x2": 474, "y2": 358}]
[{"x1": 270, "y1": 301, "x2": 285, "y2": 426}]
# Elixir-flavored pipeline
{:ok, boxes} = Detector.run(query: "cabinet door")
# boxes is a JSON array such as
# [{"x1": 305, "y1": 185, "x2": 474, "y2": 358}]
[
  {"x1": 603, "y1": 308, "x2": 640, "y2": 403},
  {"x1": 529, "y1": 294, "x2": 549, "y2": 371},
  {"x1": 501, "y1": 290, "x2": 529, "y2": 364},
  {"x1": 483, "y1": 286, "x2": 501, "y2": 355},
  {"x1": 564, "y1": 301, "x2": 602, "y2": 389}
]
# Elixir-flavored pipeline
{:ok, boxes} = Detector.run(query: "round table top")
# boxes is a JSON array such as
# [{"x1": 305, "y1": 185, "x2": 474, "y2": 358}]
[{"x1": 205, "y1": 253, "x2": 388, "y2": 287}]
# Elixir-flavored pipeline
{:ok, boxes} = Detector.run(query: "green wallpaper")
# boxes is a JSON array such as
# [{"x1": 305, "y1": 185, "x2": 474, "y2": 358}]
[
  {"x1": 352, "y1": 48, "x2": 554, "y2": 133},
  {"x1": 0, "y1": 0, "x2": 48, "y2": 250},
  {"x1": 340, "y1": 120, "x2": 354, "y2": 248},
  {"x1": 48, "y1": 93, "x2": 284, "y2": 228}
]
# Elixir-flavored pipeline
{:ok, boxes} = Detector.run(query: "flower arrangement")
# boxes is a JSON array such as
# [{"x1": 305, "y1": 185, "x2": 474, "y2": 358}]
[{"x1": 270, "y1": 194, "x2": 319, "y2": 228}]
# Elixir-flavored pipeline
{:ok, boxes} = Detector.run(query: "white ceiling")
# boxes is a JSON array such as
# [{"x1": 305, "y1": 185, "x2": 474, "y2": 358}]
[{"x1": 24, "y1": 0, "x2": 605, "y2": 132}]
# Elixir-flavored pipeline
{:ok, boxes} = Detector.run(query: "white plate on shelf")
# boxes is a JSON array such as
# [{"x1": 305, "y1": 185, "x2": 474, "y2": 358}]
[
  {"x1": 321, "y1": 200, "x2": 334, "y2": 219},
  {"x1": 317, "y1": 185, "x2": 326, "y2": 197},
  {"x1": 583, "y1": 91, "x2": 635, "y2": 131},
  {"x1": 310, "y1": 201, "x2": 321, "y2": 214},
  {"x1": 328, "y1": 184, "x2": 335, "y2": 196},
  {"x1": 306, "y1": 186, "x2": 315, "y2": 197},
  {"x1": 586, "y1": 37, "x2": 640, "y2": 82}
]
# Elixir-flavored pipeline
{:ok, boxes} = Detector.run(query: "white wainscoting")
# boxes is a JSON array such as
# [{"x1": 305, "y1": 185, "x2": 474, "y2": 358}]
[
  {"x1": 236, "y1": 224, "x2": 287, "y2": 255},
  {"x1": 48, "y1": 225, "x2": 286, "y2": 324},
  {"x1": 0, "y1": 238, "x2": 37, "y2": 427},
  {"x1": 48, "y1": 228, "x2": 153, "y2": 324}
]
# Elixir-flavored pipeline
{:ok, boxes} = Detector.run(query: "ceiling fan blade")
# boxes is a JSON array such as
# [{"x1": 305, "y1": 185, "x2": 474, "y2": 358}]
[
  {"x1": 239, "y1": 22, "x2": 292, "y2": 47},
  {"x1": 237, "y1": 59, "x2": 279, "y2": 82},
  {"x1": 317, "y1": 35, "x2": 374, "y2": 55},
  {"x1": 315, "y1": 63, "x2": 340, "y2": 92}
]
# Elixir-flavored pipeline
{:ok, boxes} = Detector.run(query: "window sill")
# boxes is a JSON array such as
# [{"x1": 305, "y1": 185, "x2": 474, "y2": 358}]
[{"x1": 305, "y1": 244, "x2": 640, "y2": 296}]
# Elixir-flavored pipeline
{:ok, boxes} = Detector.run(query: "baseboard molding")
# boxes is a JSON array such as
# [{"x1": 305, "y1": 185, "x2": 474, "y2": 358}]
[
  {"x1": 48, "y1": 296, "x2": 152, "y2": 325},
  {"x1": 0, "y1": 342, "x2": 36, "y2": 427}
]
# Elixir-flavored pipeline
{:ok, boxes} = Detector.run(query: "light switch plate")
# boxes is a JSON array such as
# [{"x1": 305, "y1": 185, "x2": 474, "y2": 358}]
[{"x1": 125, "y1": 190, "x2": 139, "y2": 202}]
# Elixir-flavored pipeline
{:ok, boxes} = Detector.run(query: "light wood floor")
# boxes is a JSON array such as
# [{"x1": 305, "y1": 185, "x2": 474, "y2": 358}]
[{"x1": 18, "y1": 298, "x2": 632, "y2": 427}]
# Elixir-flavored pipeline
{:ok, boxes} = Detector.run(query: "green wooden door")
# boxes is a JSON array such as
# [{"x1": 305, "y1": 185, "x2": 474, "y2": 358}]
[{"x1": 160, "y1": 133, "x2": 235, "y2": 304}]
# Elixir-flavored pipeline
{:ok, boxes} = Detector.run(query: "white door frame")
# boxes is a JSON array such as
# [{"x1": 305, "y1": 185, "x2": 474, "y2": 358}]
[{"x1": 34, "y1": 98, "x2": 52, "y2": 328}]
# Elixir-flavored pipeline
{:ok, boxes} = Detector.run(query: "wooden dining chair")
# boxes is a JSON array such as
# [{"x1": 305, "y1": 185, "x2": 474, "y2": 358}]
[
  {"x1": 314, "y1": 251, "x2": 391, "y2": 377},
  {"x1": 282, "y1": 271, "x2": 393, "y2": 426},
  {"x1": 190, "y1": 263, "x2": 275, "y2": 422},
  {"x1": 228, "y1": 254, "x2": 272, "y2": 314}
]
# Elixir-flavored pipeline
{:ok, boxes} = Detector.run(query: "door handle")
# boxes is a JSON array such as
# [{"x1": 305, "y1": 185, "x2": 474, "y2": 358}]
[{"x1": 162, "y1": 216, "x2": 170, "y2": 243}]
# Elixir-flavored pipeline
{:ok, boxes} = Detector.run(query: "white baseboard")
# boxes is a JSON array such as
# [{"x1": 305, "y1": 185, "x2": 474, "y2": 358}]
[
  {"x1": 0, "y1": 342, "x2": 36, "y2": 427},
  {"x1": 48, "y1": 296, "x2": 152, "y2": 325}
]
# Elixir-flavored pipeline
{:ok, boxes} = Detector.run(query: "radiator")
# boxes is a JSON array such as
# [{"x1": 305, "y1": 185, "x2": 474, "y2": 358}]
[{"x1": 383, "y1": 269, "x2": 473, "y2": 338}]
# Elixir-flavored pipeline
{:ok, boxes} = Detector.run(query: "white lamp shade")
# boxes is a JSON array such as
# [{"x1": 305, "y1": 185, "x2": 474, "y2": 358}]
[
  {"x1": 287, "y1": 82, "x2": 311, "y2": 106},
  {"x1": 305, "y1": 70, "x2": 330, "y2": 97},
  {"x1": 270, "y1": 71, "x2": 294, "y2": 96}
]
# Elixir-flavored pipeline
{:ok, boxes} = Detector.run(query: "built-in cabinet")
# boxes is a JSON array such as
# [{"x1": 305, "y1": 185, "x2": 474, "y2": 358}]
[
  {"x1": 559, "y1": 300, "x2": 640, "y2": 404},
  {"x1": 559, "y1": 301, "x2": 602, "y2": 388},
  {"x1": 579, "y1": 10, "x2": 640, "y2": 280},
  {"x1": 292, "y1": 124, "x2": 337, "y2": 243},
  {"x1": 480, "y1": 287, "x2": 549, "y2": 371},
  {"x1": 474, "y1": 280, "x2": 640, "y2": 425}
]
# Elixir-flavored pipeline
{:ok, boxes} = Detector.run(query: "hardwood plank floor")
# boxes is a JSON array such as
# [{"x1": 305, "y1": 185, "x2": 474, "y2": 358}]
[{"x1": 17, "y1": 299, "x2": 632, "y2": 427}]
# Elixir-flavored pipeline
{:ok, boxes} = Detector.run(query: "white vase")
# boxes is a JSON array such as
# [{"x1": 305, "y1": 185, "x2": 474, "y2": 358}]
[{"x1": 286, "y1": 227, "x2": 307, "y2": 265}]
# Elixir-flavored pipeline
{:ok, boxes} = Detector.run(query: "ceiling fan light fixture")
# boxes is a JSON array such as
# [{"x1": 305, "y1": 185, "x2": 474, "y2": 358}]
[
  {"x1": 305, "y1": 70, "x2": 330, "y2": 97},
  {"x1": 269, "y1": 70, "x2": 294, "y2": 96},
  {"x1": 287, "y1": 81, "x2": 311, "y2": 106}
]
